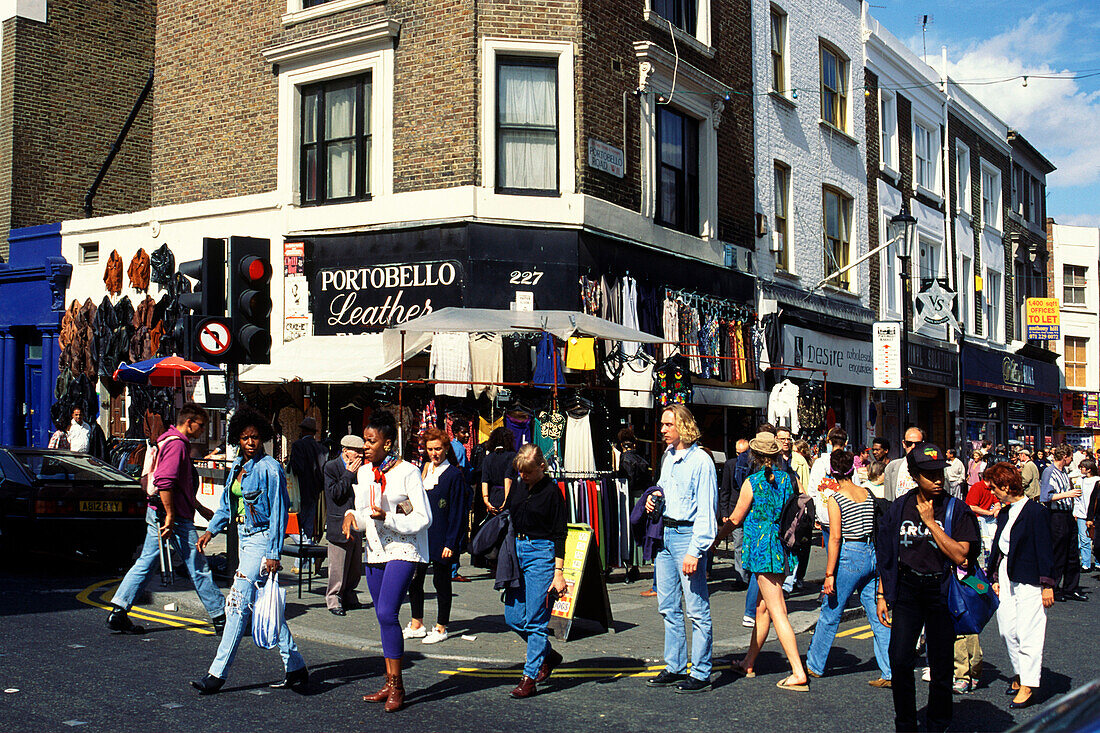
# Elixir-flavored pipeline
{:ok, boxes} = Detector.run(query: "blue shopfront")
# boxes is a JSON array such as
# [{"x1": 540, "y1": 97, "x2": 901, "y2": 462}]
[
  {"x1": 960, "y1": 343, "x2": 1059, "y2": 453},
  {"x1": 0, "y1": 224, "x2": 72, "y2": 447}
]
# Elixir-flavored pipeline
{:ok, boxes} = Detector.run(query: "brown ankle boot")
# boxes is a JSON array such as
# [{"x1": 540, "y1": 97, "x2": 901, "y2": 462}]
[
  {"x1": 384, "y1": 671, "x2": 405, "y2": 712},
  {"x1": 362, "y1": 674, "x2": 393, "y2": 703}
]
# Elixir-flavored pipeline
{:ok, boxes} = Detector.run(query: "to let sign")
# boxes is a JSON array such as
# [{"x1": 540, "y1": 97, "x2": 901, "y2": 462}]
[
  {"x1": 1025, "y1": 297, "x2": 1060, "y2": 340},
  {"x1": 873, "y1": 321, "x2": 902, "y2": 390},
  {"x1": 588, "y1": 138, "x2": 624, "y2": 178}
]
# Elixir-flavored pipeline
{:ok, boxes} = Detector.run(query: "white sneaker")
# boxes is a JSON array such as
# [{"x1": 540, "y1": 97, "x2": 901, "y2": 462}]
[
  {"x1": 922, "y1": 667, "x2": 931, "y2": 682},
  {"x1": 742, "y1": 615, "x2": 755, "y2": 628},
  {"x1": 422, "y1": 628, "x2": 448, "y2": 644},
  {"x1": 402, "y1": 623, "x2": 427, "y2": 639}
]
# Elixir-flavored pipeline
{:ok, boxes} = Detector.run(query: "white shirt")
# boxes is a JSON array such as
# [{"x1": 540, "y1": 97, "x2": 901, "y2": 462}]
[
  {"x1": 1076, "y1": 476, "x2": 1099, "y2": 520},
  {"x1": 945, "y1": 458, "x2": 966, "y2": 487},
  {"x1": 806, "y1": 453, "x2": 836, "y2": 519},
  {"x1": 998, "y1": 497, "x2": 1028, "y2": 556},
  {"x1": 67, "y1": 422, "x2": 92, "y2": 453},
  {"x1": 348, "y1": 460, "x2": 433, "y2": 564}
]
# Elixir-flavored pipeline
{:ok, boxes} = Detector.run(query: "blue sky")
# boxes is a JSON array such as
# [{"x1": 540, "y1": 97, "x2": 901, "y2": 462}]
[{"x1": 870, "y1": 0, "x2": 1100, "y2": 226}]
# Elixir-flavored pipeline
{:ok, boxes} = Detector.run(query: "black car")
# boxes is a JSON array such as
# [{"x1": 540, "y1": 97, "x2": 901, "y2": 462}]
[{"x1": 0, "y1": 447, "x2": 147, "y2": 565}]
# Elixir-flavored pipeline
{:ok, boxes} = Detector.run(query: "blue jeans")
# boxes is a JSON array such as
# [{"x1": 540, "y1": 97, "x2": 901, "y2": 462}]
[
  {"x1": 504, "y1": 538, "x2": 556, "y2": 679},
  {"x1": 805, "y1": 540, "x2": 891, "y2": 680},
  {"x1": 1079, "y1": 518, "x2": 1094, "y2": 570},
  {"x1": 209, "y1": 531, "x2": 305, "y2": 680},
  {"x1": 656, "y1": 526, "x2": 712, "y2": 680},
  {"x1": 112, "y1": 506, "x2": 224, "y2": 620},
  {"x1": 744, "y1": 574, "x2": 759, "y2": 618}
]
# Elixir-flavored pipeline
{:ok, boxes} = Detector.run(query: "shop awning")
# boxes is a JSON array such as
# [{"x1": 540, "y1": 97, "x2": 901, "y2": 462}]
[
  {"x1": 692, "y1": 385, "x2": 769, "y2": 409},
  {"x1": 238, "y1": 332, "x2": 430, "y2": 384},
  {"x1": 386, "y1": 307, "x2": 665, "y2": 343}
]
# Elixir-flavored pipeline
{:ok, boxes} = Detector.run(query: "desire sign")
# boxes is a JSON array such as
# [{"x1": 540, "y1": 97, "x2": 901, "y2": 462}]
[{"x1": 1025, "y1": 297, "x2": 1060, "y2": 340}]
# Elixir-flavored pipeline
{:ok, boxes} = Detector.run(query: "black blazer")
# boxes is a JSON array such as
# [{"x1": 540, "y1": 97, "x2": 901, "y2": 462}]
[
  {"x1": 323, "y1": 458, "x2": 359, "y2": 543},
  {"x1": 986, "y1": 499, "x2": 1055, "y2": 588}
]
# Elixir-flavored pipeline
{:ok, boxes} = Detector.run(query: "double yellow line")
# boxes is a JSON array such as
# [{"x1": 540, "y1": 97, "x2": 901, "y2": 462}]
[
  {"x1": 77, "y1": 578, "x2": 215, "y2": 635},
  {"x1": 836, "y1": 624, "x2": 876, "y2": 640}
]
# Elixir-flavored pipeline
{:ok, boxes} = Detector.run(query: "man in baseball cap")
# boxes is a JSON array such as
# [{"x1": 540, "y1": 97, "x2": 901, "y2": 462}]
[{"x1": 324, "y1": 435, "x2": 365, "y2": 615}]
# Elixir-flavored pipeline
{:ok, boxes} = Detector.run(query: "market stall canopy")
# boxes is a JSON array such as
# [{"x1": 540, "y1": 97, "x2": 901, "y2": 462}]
[
  {"x1": 386, "y1": 307, "x2": 665, "y2": 344},
  {"x1": 113, "y1": 356, "x2": 221, "y2": 387},
  {"x1": 238, "y1": 331, "x2": 430, "y2": 384}
]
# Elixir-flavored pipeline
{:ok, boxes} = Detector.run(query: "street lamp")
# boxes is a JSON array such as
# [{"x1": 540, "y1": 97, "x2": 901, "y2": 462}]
[{"x1": 889, "y1": 203, "x2": 918, "y2": 419}]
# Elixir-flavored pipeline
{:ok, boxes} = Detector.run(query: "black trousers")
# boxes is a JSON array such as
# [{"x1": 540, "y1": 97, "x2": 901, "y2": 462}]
[
  {"x1": 889, "y1": 574, "x2": 954, "y2": 733},
  {"x1": 1049, "y1": 510, "x2": 1080, "y2": 592},
  {"x1": 409, "y1": 560, "x2": 453, "y2": 626}
]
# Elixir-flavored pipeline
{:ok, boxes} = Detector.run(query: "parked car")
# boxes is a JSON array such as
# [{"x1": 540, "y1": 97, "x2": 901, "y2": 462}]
[{"x1": 0, "y1": 447, "x2": 146, "y2": 566}]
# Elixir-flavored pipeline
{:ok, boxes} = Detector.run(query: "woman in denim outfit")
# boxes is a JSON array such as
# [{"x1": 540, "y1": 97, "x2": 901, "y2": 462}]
[
  {"x1": 804, "y1": 450, "x2": 891, "y2": 687},
  {"x1": 192, "y1": 406, "x2": 308, "y2": 695}
]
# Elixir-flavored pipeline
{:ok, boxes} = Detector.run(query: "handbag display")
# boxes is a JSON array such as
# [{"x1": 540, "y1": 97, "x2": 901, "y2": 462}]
[
  {"x1": 944, "y1": 497, "x2": 999, "y2": 635},
  {"x1": 252, "y1": 573, "x2": 286, "y2": 649}
]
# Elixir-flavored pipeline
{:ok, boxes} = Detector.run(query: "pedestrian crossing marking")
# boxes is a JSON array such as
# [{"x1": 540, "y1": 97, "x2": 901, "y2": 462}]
[
  {"x1": 836, "y1": 624, "x2": 872, "y2": 638},
  {"x1": 76, "y1": 579, "x2": 215, "y2": 636}
]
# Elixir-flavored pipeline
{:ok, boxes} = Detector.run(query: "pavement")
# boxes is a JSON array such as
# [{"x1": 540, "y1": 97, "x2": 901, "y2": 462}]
[{"x1": 125, "y1": 533, "x2": 861, "y2": 665}]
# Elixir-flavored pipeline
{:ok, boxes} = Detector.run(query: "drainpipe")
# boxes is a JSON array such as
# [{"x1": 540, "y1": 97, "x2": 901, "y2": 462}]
[{"x1": 84, "y1": 68, "x2": 154, "y2": 217}]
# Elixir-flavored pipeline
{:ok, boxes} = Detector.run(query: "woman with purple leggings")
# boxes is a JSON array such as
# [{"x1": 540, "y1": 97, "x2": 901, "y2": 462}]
[{"x1": 343, "y1": 412, "x2": 432, "y2": 712}]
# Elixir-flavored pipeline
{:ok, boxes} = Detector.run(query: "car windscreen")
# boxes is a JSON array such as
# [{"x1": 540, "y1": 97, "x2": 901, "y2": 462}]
[
  {"x1": 0, "y1": 450, "x2": 30, "y2": 483},
  {"x1": 12, "y1": 452, "x2": 133, "y2": 483}
]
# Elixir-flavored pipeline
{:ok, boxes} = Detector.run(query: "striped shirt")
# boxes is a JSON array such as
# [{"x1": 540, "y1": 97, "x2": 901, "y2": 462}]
[{"x1": 833, "y1": 492, "x2": 875, "y2": 541}]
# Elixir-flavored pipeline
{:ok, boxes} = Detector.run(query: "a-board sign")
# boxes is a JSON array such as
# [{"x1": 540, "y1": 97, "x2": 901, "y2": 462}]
[{"x1": 549, "y1": 523, "x2": 613, "y2": 640}]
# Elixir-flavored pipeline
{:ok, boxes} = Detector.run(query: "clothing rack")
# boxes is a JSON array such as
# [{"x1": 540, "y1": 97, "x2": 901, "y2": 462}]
[{"x1": 766, "y1": 363, "x2": 827, "y2": 398}]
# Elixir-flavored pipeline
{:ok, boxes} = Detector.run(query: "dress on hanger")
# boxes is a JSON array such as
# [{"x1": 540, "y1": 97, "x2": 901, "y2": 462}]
[
  {"x1": 564, "y1": 413, "x2": 597, "y2": 473},
  {"x1": 532, "y1": 333, "x2": 564, "y2": 387},
  {"x1": 619, "y1": 352, "x2": 655, "y2": 409},
  {"x1": 662, "y1": 296, "x2": 679, "y2": 362},
  {"x1": 621, "y1": 275, "x2": 640, "y2": 358}
]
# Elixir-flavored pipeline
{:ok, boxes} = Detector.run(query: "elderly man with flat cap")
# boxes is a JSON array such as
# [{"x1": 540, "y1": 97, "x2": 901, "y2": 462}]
[{"x1": 323, "y1": 435, "x2": 365, "y2": 616}]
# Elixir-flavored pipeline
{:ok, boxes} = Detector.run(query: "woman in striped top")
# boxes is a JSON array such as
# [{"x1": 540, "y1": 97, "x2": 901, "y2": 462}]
[{"x1": 805, "y1": 449, "x2": 893, "y2": 687}]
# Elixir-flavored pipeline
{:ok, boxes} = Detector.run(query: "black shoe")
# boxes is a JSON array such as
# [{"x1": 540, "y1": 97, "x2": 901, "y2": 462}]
[
  {"x1": 675, "y1": 676, "x2": 712, "y2": 693},
  {"x1": 1065, "y1": 590, "x2": 1089, "y2": 601},
  {"x1": 191, "y1": 674, "x2": 225, "y2": 695},
  {"x1": 330, "y1": 607, "x2": 346, "y2": 616},
  {"x1": 647, "y1": 670, "x2": 688, "y2": 687},
  {"x1": 345, "y1": 600, "x2": 363, "y2": 610},
  {"x1": 626, "y1": 566, "x2": 640, "y2": 583},
  {"x1": 1005, "y1": 684, "x2": 1020, "y2": 696},
  {"x1": 271, "y1": 666, "x2": 309, "y2": 691},
  {"x1": 107, "y1": 607, "x2": 145, "y2": 635},
  {"x1": 1054, "y1": 590, "x2": 1066, "y2": 602},
  {"x1": 211, "y1": 615, "x2": 226, "y2": 635}
]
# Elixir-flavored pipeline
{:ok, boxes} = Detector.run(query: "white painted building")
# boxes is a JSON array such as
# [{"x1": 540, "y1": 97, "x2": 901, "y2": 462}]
[{"x1": 1051, "y1": 222, "x2": 1099, "y2": 393}]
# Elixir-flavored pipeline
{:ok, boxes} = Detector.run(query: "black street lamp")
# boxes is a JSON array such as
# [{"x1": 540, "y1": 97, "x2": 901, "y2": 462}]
[{"x1": 889, "y1": 203, "x2": 918, "y2": 419}]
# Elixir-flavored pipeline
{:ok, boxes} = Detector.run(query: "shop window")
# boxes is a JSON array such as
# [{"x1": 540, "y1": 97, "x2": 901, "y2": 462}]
[
  {"x1": 820, "y1": 42, "x2": 849, "y2": 133},
  {"x1": 496, "y1": 56, "x2": 559, "y2": 194},
  {"x1": 822, "y1": 186, "x2": 852, "y2": 290},
  {"x1": 656, "y1": 105, "x2": 700, "y2": 235},
  {"x1": 300, "y1": 73, "x2": 372, "y2": 205},
  {"x1": 773, "y1": 161, "x2": 790, "y2": 271},
  {"x1": 1063, "y1": 265, "x2": 1086, "y2": 306},
  {"x1": 1066, "y1": 336, "x2": 1087, "y2": 389}
]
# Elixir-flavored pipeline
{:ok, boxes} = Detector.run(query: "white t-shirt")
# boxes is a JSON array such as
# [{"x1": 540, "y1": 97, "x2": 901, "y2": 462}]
[
  {"x1": 1075, "y1": 476, "x2": 1099, "y2": 520},
  {"x1": 998, "y1": 497, "x2": 1028, "y2": 556},
  {"x1": 349, "y1": 460, "x2": 433, "y2": 564},
  {"x1": 67, "y1": 422, "x2": 92, "y2": 453}
]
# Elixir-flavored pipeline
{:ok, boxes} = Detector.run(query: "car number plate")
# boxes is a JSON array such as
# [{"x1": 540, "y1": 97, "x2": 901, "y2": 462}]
[{"x1": 79, "y1": 501, "x2": 122, "y2": 513}]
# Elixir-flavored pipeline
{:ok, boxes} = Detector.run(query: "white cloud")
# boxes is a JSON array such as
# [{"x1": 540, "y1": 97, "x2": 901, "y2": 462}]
[
  {"x1": 1057, "y1": 213, "x2": 1100, "y2": 228},
  {"x1": 927, "y1": 11, "x2": 1100, "y2": 189}
]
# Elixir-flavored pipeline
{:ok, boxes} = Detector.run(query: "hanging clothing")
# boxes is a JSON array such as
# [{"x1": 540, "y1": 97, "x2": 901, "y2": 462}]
[
  {"x1": 652, "y1": 353, "x2": 693, "y2": 407},
  {"x1": 103, "y1": 250, "x2": 123, "y2": 295},
  {"x1": 127, "y1": 248, "x2": 150, "y2": 292},
  {"x1": 478, "y1": 416, "x2": 504, "y2": 444},
  {"x1": 504, "y1": 413, "x2": 533, "y2": 450},
  {"x1": 684, "y1": 305, "x2": 703, "y2": 376},
  {"x1": 418, "y1": 400, "x2": 439, "y2": 437},
  {"x1": 469, "y1": 333, "x2": 504, "y2": 399},
  {"x1": 502, "y1": 335, "x2": 534, "y2": 383},
  {"x1": 149, "y1": 243, "x2": 175, "y2": 287},
  {"x1": 621, "y1": 275, "x2": 640, "y2": 358},
  {"x1": 533, "y1": 412, "x2": 563, "y2": 470},
  {"x1": 579, "y1": 276, "x2": 601, "y2": 316},
  {"x1": 797, "y1": 381, "x2": 827, "y2": 441},
  {"x1": 619, "y1": 353, "x2": 655, "y2": 409},
  {"x1": 565, "y1": 337, "x2": 596, "y2": 371},
  {"x1": 662, "y1": 296, "x2": 679, "y2": 362},
  {"x1": 430, "y1": 332, "x2": 471, "y2": 398},
  {"x1": 563, "y1": 413, "x2": 597, "y2": 474},
  {"x1": 532, "y1": 333, "x2": 563, "y2": 388},
  {"x1": 767, "y1": 379, "x2": 800, "y2": 435},
  {"x1": 637, "y1": 282, "x2": 661, "y2": 359}
]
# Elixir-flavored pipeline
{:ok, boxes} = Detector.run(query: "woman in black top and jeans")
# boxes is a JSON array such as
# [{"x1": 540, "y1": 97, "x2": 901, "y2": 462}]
[
  {"x1": 504, "y1": 444, "x2": 568, "y2": 699},
  {"x1": 480, "y1": 427, "x2": 517, "y2": 517},
  {"x1": 876, "y1": 443, "x2": 979, "y2": 733}
]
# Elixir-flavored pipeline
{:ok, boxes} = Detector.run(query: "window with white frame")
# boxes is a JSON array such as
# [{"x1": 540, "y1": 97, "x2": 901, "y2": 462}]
[
  {"x1": 820, "y1": 43, "x2": 848, "y2": 133},
  {"x1": 1065, "y1": 336, "x2": 1088, "y2": 389},
  {"x1": 770, "y1": 7, "x2": 787, "y2": 94},
  {"x1": 881, "y1": 217, "x2": 900, "y2": 316},
  {"x1": 984, "y1": 269, "x2": 1002, "y2": 341},
  {"x1": 823, "y1": 186, "x2": 853, "y2": 290},
  {"x1": 1030, "y1": 178, "x2": 1043, "y2": 225},
  {"x1": 1011, "y1": 164, "x2": 1025, "y2": 216},
  {"x1": 981, "y1": 163, "x2": 1001, "y2": 230},
  {"x1": 913, "y1": 120, "x2": 938, "y2": 193},
  {"x1": 1064, "y1": 265, "x2": 1087, "y2": 306},
  {"x1": 656, "y1": 106, "x2": 700, "y2": 234},
  {"x1": 496, "y1": 56, "x2": 558, "y2": 194},
  {"x1": 774, "y1": 161, "x2": 790, "y2": 271},
  {"x1": 879, "y1": 90, "x2": 897, "y2": 171},
  {"x1": 918, "y1": 238, "x2": 942, "y2": 285},
  {"x1": 300, "y1": 74, "x2": 372, "y2": 205},
  {"x1": 960, "y1": 255, "x2": 973, "y2": 334},
  {"x1": 956, "y1": 142, "x2": 971, "y2": 214},
  {"x1": 654, "y1": 0, "x2": 697, "y2": 35}
]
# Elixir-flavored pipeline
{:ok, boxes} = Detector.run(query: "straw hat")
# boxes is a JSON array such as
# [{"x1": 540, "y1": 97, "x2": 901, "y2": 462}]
[{"x1": 749, "y1": 431, "x2": 780, "y2": 455}]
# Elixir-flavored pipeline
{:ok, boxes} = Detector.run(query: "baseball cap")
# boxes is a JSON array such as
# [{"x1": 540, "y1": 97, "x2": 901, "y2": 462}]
[
  {"x1": 907, "y1": 442, "x2": 947, "y2": 472},
  {"x1": 340, "y1": 434, "x2": 365, "y2": 449}
]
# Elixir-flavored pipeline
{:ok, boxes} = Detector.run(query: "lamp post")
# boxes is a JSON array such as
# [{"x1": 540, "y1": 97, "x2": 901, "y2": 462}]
[{"x1": 889, "y1": 204, "x2": 918, "y2": 420}]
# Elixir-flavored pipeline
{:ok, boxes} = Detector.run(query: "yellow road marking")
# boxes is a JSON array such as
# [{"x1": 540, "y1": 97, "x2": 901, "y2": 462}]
[
  {"x1": 853, "y1": 631, "x2": 877, "y2": 640},
  {"x1": 77, "y1": 579, "x2": 215, "y2": 635},
  {"x1": 836, "y1": 624, "x2": 872, "y2": 638}
]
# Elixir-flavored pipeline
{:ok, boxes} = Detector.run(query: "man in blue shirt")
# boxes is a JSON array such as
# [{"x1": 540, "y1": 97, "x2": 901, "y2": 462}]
[
  {"x1": 1040, "y1": 446, "x2": 1086, "y2": 601},
  {"x1": 645, "y1": 404, "x2": 717, "y2": 693}
]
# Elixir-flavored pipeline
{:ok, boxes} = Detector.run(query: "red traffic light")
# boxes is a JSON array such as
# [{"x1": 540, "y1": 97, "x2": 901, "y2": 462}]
[{"x1": 240, "y1": 255, "x2": 271, "y2": 284}]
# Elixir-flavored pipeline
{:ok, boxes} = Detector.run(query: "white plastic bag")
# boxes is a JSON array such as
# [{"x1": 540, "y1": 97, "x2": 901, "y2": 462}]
[{"x1": 252, "y1": 572, "x2": 286, "y2": 650}]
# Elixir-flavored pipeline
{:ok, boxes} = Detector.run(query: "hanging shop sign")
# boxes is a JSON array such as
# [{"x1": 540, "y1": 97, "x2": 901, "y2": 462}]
[
  {"x1": 872, "y1": 322, "x2": 902, "y2": 390},
  {"x1": 313, "y1": 260, "x2": 465, "y2": 335},
  {"x1": 783, "y1": 325, "x2": 873, "y2": 387},
  {"x1": 1025, "y1": 297, "x2": 1060, "y2": 340},
  {"x1": 914, "y1": 280, "x2": 959, "y2": 333},
  {"x1": 1061, "y1": 391, "x2": 1100, "y2": 429}
]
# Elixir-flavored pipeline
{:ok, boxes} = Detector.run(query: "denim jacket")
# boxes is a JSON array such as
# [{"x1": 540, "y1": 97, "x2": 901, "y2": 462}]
[{"x1": 208, "y1": 452, "x2": 289, "y2": 560}]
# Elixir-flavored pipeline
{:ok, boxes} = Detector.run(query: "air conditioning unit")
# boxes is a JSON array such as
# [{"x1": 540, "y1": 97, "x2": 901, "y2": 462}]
[
  {"x1": 756, "y1": 212, "x2": 769, "y2": 238},
  {"x1": 770, "y1": 230, "x2": 782, "y2": 254}
]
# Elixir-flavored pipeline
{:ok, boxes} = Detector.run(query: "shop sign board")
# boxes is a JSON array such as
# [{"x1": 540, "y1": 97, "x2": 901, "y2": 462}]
[
  {"x1": 549, "y1": 523, "x2": 612, "y2": 640},
  {"x1": 1061, "y1": 391, "x2": 1100, "y2": 429},
  {"x1": 872, "y1": 322, "x2": 902, "y2": 390},
  {"x1": 783, "y1": 325, "x2": 873, "y2": 387},
  {"x1": 284, "y1": 241, "x2": 310, "y2": 342},
  {"x1": 1025, "y1": 298, "x2": 1060, "y2": 340},
  {"x1": 587, "y1": 138, "x2": 624, "y2": 178},
  {"x1": 313, "y1": 259, "x2": 465, "y2": 335},
  {"x1": 961, "y1": 344, "x2": 1060, "y2": 404}
]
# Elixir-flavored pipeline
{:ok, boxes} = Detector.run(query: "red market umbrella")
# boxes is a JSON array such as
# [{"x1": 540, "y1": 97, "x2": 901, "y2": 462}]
[{"x1": 113, "y1": 356, "x2": 221, "y2": 387}]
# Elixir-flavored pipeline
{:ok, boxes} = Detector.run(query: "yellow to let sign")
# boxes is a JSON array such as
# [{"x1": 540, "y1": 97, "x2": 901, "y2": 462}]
[{"x1": 1025, "y1": 298, "x2": 1060, "y2": 339}]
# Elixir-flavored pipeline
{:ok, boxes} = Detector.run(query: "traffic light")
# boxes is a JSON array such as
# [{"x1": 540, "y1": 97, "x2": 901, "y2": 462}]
[
  {"x1": 173, "y1": 238, "x2": 227, "y2": 360},
  {"x1": 228, "y1": 236, "x2": 272, "y2": 364}
]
